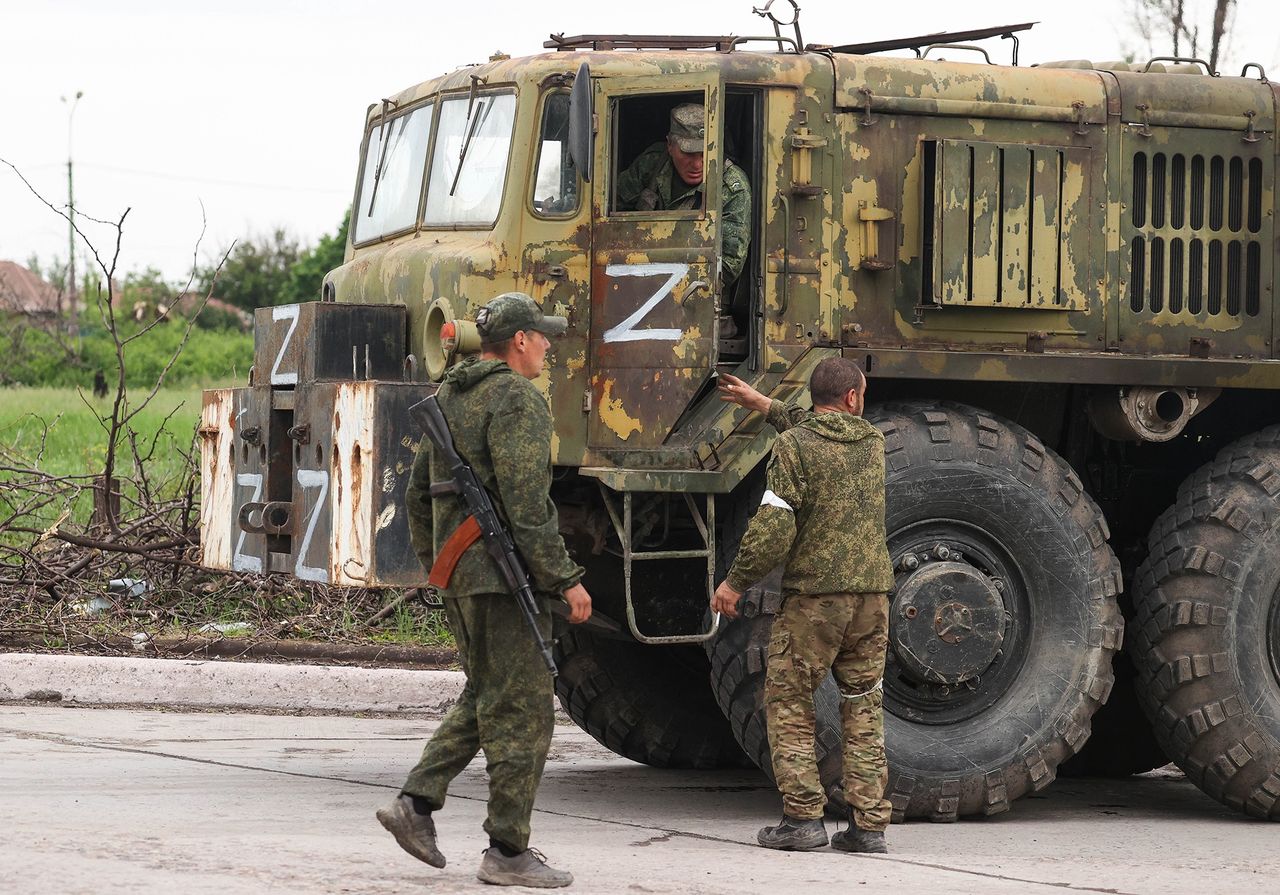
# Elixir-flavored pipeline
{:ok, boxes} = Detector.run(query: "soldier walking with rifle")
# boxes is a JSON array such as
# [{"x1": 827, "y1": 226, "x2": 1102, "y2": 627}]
[{"x1": 377, "y1": 292, "x2": 591, "y2": 888}]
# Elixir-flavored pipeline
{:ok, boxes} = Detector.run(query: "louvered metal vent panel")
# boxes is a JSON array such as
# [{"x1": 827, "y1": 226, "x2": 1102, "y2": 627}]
[{"x1": 930, "y1": 140, "x2": 1092, "y2": 310}]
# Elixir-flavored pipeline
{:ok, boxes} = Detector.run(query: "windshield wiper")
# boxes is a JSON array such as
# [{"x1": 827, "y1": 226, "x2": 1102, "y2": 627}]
[
  {"x1": 449, "y1": 76, "x2": 491, "y2": 197},
  {"x1": 365, "y1": 98, "x2": 399, "y2": 216}
]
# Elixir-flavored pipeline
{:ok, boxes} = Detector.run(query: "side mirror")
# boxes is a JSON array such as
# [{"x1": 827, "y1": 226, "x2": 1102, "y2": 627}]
[{"x1": 568, "y1": 62, "x2": 593, "y2": 184}]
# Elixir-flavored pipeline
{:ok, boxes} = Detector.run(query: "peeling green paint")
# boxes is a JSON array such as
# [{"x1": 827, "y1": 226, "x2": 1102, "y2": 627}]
[{"x1": 317, "y1": 44, "x2": 1276, "y2": 493}]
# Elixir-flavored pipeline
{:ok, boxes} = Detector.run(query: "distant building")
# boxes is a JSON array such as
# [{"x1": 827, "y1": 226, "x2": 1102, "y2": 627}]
[
  {"x1": 0, "y1": 261, "x2": 62, "y2": 316},
  {"x1": 157, "y1": 293, "x2": 253, "y2": 330}
]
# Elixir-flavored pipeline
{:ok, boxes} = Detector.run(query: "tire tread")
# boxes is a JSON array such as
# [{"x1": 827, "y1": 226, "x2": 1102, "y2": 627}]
[{"x1": 1129, "y1": 425, "x2": 1280, "y2": 820}]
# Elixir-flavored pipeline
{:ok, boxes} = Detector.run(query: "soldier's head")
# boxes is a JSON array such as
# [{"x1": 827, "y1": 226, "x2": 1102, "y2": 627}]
[
  {"x1": 666, "y1": 103, "x2": 705, "y2": 187},
  {"x1": 476, "y1": 292, "x2": 568, "y2": 379},
  {"x1": 810, "y1": 357, "x2": 867, "y2": 417}
]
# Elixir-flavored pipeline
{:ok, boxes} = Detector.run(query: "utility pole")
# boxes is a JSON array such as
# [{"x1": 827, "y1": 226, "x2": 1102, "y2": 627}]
[{"x1": 61, "y1": 90, "x2": 83, "y2": 326}]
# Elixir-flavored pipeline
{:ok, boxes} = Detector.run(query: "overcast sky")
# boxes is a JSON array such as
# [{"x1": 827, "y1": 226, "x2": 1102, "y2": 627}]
[{"x1": 2, "y1": 0, "x2": 1277, "y2": 283}]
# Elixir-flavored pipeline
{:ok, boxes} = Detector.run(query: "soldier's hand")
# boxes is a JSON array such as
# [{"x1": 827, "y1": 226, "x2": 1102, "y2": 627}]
[
  {"x1": 711, "y1": 580, "x2": 743, "y2": 620},
  {"x1": 562, "y1": 583, "x2": 593, "y2": 624},
  {"x1": 717, "y1": 373, "x2": 770, "y2": 414}
]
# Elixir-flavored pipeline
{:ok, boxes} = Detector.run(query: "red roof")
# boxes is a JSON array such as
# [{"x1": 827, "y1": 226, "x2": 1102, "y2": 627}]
[{"x1": 0, "y1": 261, "x2": 62, "y2": 314}]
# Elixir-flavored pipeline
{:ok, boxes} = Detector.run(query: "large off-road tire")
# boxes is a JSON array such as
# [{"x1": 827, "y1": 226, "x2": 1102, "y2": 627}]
[
  {"x1": 708, "y1": 608, "x2": 846, "y2": 801},
  {"x1": 1058, "y1": 650, "x2": 1168, "y2": 777},
  {"x1": 554, "y1": 629, "x2": 752, "y2": 769},
  {"x1": 1129, "y1": 427, "x2": 1280, "y2": 819},
  {"x1": 709, "y1": 401, "x2": 1124, "y2": 820}
]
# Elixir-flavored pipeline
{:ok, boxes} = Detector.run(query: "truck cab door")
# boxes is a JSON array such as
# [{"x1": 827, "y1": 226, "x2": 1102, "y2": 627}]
[{"x1": 588, "y1": 74, "x2": 722, "y2": 454}]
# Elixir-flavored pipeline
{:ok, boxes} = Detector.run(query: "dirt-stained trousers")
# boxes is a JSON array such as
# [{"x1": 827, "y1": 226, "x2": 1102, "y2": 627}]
[{"x1": 765, "y1": 591, "x2": 893, "y2": 831}]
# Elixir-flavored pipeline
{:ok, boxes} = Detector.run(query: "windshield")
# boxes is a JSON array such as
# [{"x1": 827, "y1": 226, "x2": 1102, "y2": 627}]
[
  {"x1": 423, "y1": 93, "x2": 516, "y2": 227},
  {"x1": 353, "y1": 103, "x2": 434, "y2": 244}
]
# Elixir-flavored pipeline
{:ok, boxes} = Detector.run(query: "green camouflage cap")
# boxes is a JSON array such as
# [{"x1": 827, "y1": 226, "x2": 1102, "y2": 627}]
[
  {"x1": 475, "y1": 292, "x2": 568, "y2": 342},
  {"x1": 668, "y1": 103, "x2": 705, "y2": 153}
]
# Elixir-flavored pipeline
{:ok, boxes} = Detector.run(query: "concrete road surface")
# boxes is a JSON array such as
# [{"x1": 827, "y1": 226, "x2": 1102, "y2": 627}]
[{"x1": 0, "y1": 704, "x2": 1272, "y2": 895}]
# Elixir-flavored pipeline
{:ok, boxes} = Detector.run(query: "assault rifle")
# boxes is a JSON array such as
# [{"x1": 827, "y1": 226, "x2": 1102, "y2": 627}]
[{"x1": 410, "y1": 394, "x2": 557, "y2": 676}]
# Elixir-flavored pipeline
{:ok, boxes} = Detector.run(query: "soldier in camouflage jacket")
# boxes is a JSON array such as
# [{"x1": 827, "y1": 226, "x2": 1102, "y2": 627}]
[
  {"x1": 615, "y1": 102, "x2": 751, "y2": 287},
  {"x1": 378, "y1": 293, "x2": 591, "y2": 888},
  {"x1": 713, "y1": 359, "x2": 895, "y2": 855}
]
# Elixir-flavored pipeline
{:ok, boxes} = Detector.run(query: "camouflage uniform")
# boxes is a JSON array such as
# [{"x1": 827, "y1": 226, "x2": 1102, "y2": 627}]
[
  {"x1": 614, "y1": 144, "x2": 751, "y2": 285},
  {"x1": 401, "y1": 347, "x2": 583, "y2": 852},
  {"x1": 726, "y1": 399, "x2": 895, "y2": 831}
]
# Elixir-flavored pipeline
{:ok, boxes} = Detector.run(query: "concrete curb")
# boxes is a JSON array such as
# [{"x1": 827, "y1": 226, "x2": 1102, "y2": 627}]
[{"x1": 0, "y1": 653, "x2": 465, "y2": 715}]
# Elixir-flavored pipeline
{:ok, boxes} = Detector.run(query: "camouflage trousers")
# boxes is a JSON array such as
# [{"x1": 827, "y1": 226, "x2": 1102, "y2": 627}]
[
  {"x1": 401, "y1": 593, "x2": 554, "y2": 852},
  {"x1": 765, "y1": 591, "x2": 893, "y2": 831}
]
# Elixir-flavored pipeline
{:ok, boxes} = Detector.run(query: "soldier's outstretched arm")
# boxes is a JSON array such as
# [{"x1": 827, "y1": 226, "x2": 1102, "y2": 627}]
[
  {"x1": 715, "y1": 439, "x2": 804, "y2": 617},
  {"x1": 717, "y1": 373, "x2": 770, "y2": 413},
  {"x1": 718, "y1": 373, "x2": 808, "y2": 433}
]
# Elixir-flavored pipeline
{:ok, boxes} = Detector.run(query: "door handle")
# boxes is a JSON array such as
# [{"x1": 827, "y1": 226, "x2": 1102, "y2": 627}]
[
  {"x1": 534, "y1": 264, "x2": 568, "y2": 284},
  {"x1": 678, "y1": 279, "x2": 710, "y2": 306}
]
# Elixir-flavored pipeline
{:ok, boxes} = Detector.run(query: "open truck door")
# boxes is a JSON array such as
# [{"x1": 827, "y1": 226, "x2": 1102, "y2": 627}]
[{"x1": 587, "y1": 72, "x2": 724, "y2": 454}]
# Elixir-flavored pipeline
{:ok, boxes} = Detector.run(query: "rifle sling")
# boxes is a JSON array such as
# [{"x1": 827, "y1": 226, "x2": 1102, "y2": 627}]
[{"x1": 428, "y1": 515, "x2": 483, "y2": 588}]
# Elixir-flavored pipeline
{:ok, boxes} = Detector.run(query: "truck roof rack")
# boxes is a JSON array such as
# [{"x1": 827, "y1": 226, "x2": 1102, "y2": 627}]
[
  {"x1": 545, "y1": 34, "x2": 738, "y2": 52},
  {"x1": 818, "y1": 21, "x2": 1036, "y2": 60}
]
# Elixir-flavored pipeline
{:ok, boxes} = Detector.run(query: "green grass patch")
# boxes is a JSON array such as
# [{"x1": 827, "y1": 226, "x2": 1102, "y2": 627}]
[
  {"x1": 1, "y1": 385, "x2": 206, "y2": 480},
  {"x1": 369, "y1": 601, "x2": 454, "y2": 648},
  {"x1": 0, "y1": 385, "x2": 223, "y2": 545}
]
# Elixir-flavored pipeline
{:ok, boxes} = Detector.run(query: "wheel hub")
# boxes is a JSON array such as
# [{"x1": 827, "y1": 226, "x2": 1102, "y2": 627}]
[{"x1": 891, "y1": 559, "x2": 1006, "y2": 686}]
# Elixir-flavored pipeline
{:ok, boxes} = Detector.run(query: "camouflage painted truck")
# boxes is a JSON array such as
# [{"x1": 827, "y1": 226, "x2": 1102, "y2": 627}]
[{"x1": 199, "y1": 18, "x2": 1280, "y2": 822}]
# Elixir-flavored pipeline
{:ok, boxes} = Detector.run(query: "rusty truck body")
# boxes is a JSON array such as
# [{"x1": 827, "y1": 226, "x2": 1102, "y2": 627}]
[{"x1": 200, "y1": 21, "x2": 1280, "y2": 822}]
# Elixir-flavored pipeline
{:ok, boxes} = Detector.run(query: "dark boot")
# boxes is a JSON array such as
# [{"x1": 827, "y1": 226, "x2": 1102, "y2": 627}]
[
  {"x1": 831, "y1": 825, "x2": 888, "y2": 854},
  {"x1": 375, "y1": 794, "x2": 446, "y2": 868},
  {"x1": 756, "y1": 815, "x2": 828, "y2": 850}
]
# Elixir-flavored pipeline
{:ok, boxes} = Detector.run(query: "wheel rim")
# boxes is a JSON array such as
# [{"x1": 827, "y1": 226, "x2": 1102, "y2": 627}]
[{"x1": 884, "y1": 519, "x2": 1030, "y2": 725}]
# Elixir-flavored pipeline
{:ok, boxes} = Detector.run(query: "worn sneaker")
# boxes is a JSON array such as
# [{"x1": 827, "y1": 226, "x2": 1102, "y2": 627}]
[
  {"x1": 476, "y1": 847, "x2": 574, "y2": 888},
  {"x1": 375, "y1": 794, "x2": 446, "y2": 868},
  {"x1": 756, "y1": 815, "x2": 828, "y2": 850},
  {"x1": 830, "y1": 825, "x2": 888, "y2": 854}
]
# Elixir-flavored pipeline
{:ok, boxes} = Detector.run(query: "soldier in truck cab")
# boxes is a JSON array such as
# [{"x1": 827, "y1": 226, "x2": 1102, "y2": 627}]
[{"x1": 615, "y1": 102, "x2": 752, "y2": 292}]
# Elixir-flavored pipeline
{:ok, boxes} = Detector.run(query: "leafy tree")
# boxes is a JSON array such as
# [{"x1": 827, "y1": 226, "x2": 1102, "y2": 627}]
[
  {"x1": 285, "y1": 209, "x2": 349, "y2": 305},
  {"x1": 198, "y1": 211, "x2": 349, "y2": 311},
  {"x1": 200, "y1": 228, "x2": 301, "y2": 311}
]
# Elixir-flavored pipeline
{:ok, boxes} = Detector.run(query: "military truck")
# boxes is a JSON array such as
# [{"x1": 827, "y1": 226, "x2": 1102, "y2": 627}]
[{"x1": 199, "y1": 13, "x2": 1280, "y2": 822}]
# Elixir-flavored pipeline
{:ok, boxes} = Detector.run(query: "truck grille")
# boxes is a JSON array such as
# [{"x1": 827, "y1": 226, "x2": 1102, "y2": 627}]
[{"x1": 1128, "y1": 151, "x2": 1263, "y2": 317}]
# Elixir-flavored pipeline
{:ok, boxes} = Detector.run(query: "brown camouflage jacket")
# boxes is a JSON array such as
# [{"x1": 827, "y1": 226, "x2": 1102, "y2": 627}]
[
  {"x1": 725, "y1": 399, "x2": 895, "y2": 596},
  {"x1": 405, "y1": 356, "x2": 583, "y2": 598}
]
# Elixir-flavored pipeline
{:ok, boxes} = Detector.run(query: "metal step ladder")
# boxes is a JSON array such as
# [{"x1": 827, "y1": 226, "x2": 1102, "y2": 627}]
[{"x1": 596, "y1": 483, "x2": 721, "y2": 645}]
